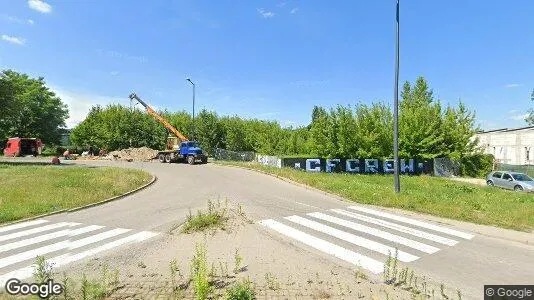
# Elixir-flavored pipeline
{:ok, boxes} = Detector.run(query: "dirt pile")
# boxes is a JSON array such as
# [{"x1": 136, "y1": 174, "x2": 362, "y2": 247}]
[{"x1": 106, "y1": 147, "x2": 159, "y2": 162}]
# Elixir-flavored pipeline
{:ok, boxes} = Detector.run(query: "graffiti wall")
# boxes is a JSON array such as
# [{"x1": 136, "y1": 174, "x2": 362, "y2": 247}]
[
  {"x1": 281, "y1": 158, "x2": 433, "y2": 175},
  {"x1": 256, "y1": 155, "x2": 282, "y2": 168}
]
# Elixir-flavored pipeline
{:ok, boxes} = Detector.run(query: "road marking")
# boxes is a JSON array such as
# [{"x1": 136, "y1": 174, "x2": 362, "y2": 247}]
[
  {"x1": 260, "y1": 219, "x2": 384, "y2": 274},
  {"x1": 0, "y1": 222, "x2": 80, "y2": 243},
  {"x1": 0, "y1": 231, "x2": 159, "y2": 287},
  {"x1": 0, "y1": 220, "x2": 49, "y2": 234},
  {"x1": 67, "y1": 228, "x2": 131, "y2": 250},
  {"x1": 331, "y1": 209, "x2": 458, "y2": 246},
  {"x1": 285, "y1": 215, "x2": 419, "y2": 262},
  {"x1": 347, "y1": 206, "x2": 474, "y2": 240},
  {"x1": 0, "y1": 225, "x2": 103, "y2": 253},
  {"x1": 0, "y1": 228, "x2": 130, "y2": 270},
  {"x1": 294, "y1": 202, "x2": 322, "y2": 209},
  {"x1": 308, "y1": 212, "x2": 440, "y2": 254}
]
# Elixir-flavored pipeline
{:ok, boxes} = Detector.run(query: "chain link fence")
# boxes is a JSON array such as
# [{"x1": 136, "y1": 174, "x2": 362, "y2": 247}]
[
  {"x1": 214, "y1": 148, "x2": 255, "y2": 162},
  {"x1": 433, "y1": 157, "x2": 460, "y2": 177},
  {"x1": 495, "y1": 163, "x2": 534, "y2": 177}
]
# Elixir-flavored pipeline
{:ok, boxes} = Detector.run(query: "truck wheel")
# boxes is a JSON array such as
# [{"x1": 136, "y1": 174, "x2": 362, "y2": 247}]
[
  {"x1": 165, "y1": 154, "x2": 172, "y2": 163},
  {"x1": 187, "y1": 155, "x2": 195, "y2": 165},
  {"x1": 201, "y1": 157, "x2": 208, "y2": 164},
  {"x1": 158, "y1": 154, "x2": 165, "y2": 163}
]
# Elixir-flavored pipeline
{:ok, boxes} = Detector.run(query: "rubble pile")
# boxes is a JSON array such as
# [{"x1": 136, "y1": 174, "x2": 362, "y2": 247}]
[{"x1": 106, "y1": 147, "x2": 159, "y2": 162}]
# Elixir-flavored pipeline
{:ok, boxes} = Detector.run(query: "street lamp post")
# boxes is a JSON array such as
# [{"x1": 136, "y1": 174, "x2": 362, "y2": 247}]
[
  {"x1": 393, "y1": 0, "x2": 401, "y2": 193},
  {"x1": 186, "y1": 78, "x2": 195, "y2": 141}
]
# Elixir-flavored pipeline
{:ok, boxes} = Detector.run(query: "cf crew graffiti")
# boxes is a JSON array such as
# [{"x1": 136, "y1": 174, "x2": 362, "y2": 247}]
[{"x1": 282, "y1": 158, "x2": 433, "y2": 175}]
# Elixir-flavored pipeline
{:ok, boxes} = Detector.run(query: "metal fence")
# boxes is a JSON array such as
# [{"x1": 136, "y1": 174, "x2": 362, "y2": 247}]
[
  {"x1": 494, "y1": 163, "x2": 534, "y2": 177},
  {"x1": 433, "y1": 157, "x2": 460, "y2": 177},
  {"x1": 214, "y1": 148, "x2": 255, "y2": 162}
]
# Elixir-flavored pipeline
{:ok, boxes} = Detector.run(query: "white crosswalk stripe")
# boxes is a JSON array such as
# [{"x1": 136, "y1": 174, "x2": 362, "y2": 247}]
[
  {"x1": 0, "y1": 219, "x2": 160, "y2": 287},
  {"x1": 260, "y1": 205, "x2": 475, "y2": 274}
]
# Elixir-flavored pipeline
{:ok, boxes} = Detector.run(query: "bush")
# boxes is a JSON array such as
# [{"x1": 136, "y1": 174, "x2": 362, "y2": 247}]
[{"x1": 460, "y1": 153, "x2": 494, "y2": 178}]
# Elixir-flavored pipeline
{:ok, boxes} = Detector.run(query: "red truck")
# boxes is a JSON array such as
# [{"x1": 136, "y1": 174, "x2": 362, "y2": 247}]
[{"x1": 2, "y1": 137, "x2": 44, "y2": 157}]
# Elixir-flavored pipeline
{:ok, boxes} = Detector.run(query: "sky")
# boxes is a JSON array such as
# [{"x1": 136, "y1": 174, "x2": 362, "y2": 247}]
[{"x1": 1, "y1": 0, "x2": 533, "y2": 130}]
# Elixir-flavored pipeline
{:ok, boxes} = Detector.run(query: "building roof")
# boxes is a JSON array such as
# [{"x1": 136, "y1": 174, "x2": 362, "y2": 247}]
[{"x1": 477, "y1": 125, "x2": 534, "y2": 134}]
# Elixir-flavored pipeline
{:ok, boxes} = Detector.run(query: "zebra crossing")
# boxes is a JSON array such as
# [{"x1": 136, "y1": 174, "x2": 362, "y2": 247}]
[
  {"x1": 0, "y1": 219, "x2": 160, "y2": 287},
  {"x1": 260, "y1": 205, "x2": 474, "y2": 274}
]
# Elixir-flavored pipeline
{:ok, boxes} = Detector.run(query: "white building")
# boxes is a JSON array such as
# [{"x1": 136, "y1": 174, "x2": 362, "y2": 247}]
[{"x1": 475, "y1": 126, "x2": 534, "y2": 165}]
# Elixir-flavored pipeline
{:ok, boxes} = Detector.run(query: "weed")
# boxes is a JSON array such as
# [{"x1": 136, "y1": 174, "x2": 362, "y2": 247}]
[
  {"x1": 233, "y1": 249, "x2": 243, "y2": 274},
  {"x1": 33, "y1": 255, "x2": 54, "y2": 284},
  {"x1": 457, "y1": 289, "x2": 462, "y2": 300},
  {"x1": 209, "y1": 262, "x2": 217, "y2": 277},
  {"x1": 264, "y1": 272, "x2": 280, "y2": 291},
  {"x1": 225, "y1": 278, "x2": 256, "y2": 300},
  {"x1": 182, "y1": 200, "x2": 228, "y2": 233},
  {"x1": 441, "y1": 283, "x2": 449, "y2": 299},
  {"x1": 190, "y1": 242, "x2": 211, "y2": 300}
]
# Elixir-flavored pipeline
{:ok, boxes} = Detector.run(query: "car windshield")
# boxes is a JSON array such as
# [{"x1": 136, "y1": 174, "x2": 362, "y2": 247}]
[{"x1": 512, "y1": 173, "x2": 533, "y2": 182}]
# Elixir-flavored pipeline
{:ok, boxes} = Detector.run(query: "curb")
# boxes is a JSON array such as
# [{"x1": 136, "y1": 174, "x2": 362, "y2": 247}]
[
  {"x1": 216, "y1": 162, "x2": 534, "y2": 245},
  {"x1": 1, "y1": 174, "x2": 157, "y2": 227}
]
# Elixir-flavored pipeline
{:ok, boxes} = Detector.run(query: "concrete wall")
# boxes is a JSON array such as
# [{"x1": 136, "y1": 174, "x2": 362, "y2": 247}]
[{"x1": 475, "y1": 126, "x2": 534, "y2": 165}]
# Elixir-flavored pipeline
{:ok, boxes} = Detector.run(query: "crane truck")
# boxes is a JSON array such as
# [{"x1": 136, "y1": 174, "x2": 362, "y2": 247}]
[{"x1": 128, "y1": 93, "x2": 208, "y2": 165}]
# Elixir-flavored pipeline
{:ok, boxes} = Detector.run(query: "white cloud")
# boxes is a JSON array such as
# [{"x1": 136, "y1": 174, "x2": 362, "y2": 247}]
[
  {"x1": 505, "y1": 83, "x2": 521, "y2": 88},
  {"x1": 51, "y1": 87, "x2": 126, "y2": 128},
  {"x1": 277, "y1": 2, "x2": 287, "y2": 7},
  {"x1": 508, "y1": 109, "x2": 518, "y2": 114},
  {"x1": 109, "y1": 71, "x2": 120, "y2": 76},
  {"x1": 2, "y1": 15, "x2": 35, "y2": 25},
  {"x1": 96, "y1": 49, "x2": 148, "y2": 63},
  {"x1": 1, "y1": 34, "x2": 26, "y2": 45},
  {"x1": 28, "y1": 0, "x2": 52, "y2": 13},
  {"x1": 510, "y1": 113, "x2": 529, "y2": 121},
  {"x1": 290, "y1": 7, "x2": 299, "y2": 14},
  {"x1": 257, "y1": 8, "x2": 275, "y2": 19}
]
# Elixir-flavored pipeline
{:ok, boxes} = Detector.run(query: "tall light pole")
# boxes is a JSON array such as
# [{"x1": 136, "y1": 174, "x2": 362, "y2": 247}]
[
  {"x1": 186, "y1": 78, "x2": 195, "y2": 140},
  {"x1": 393, "y1": 0, "x2": 401, "y2": 193}
]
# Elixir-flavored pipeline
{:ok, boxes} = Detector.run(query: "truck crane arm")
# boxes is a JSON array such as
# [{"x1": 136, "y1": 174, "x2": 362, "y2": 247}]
[{"x1": 128, "y1": 93, "x2": 189, "y2": 142}]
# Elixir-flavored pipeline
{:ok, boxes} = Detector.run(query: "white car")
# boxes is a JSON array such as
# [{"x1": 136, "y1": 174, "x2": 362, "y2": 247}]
[{"x1": 486, "y1": 171, "x2": 534, "y2": 192}]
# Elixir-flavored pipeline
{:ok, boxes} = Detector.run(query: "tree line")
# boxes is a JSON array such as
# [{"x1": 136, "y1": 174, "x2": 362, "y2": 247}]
[
  {"x1": 71, "y1": 77, "x2": 482, "y2": 161},
  {"x1": 0, "y1": 70, "x2": 69, "y2": 145}
]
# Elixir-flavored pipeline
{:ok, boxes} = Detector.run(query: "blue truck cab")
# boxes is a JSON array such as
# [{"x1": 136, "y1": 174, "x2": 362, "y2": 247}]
[{"x1": 157, "y1": 140, "x2": 208, "y2": 164}]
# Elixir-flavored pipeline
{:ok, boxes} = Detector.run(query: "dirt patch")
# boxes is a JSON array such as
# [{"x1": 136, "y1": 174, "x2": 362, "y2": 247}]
[{"x1": 105, "y1": 147, "x2": 159, "y2": 162}]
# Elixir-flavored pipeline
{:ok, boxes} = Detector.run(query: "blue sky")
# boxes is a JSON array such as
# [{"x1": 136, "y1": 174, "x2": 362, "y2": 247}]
[{"x1": 1, "y1": 0, "x2": 533, "y2": 129}]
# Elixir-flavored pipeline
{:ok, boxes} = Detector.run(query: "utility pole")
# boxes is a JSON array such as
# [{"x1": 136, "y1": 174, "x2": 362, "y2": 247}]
[
  {"x1": 186, "y1": 78, "x2": 196, "y2": 140},
  {"x1": 393, "y1": 0, "x2": 401, "y2": 193}
]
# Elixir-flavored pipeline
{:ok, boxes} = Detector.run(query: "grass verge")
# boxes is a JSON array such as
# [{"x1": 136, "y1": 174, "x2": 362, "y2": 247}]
[
  {"x1": 216, "y1": 161, "x2": 534, "y2": 231},
  {"x1": 0, "y1": 163, "x2": 152, "y2": 224}
]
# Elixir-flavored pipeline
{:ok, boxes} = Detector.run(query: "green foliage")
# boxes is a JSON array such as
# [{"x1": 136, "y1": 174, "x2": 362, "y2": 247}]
[
  {"x1": 67, "y1": 76, "x2": 480, "y2": 170},
  {"x1": 460, "y1": 153, "x2": 494, "y2": 178},
  {"x1": 225, "y1": 278, "x2": 256, "y2": 300},
  {"x1": 70, "y1": 104, "x2": 166, "y2": 151},
  {"x1": 191, "y1": 242, "x2": 212, "y2": 300},
  {"x1": 0, "y1": 69, "x2": 69, "y2": 144}
]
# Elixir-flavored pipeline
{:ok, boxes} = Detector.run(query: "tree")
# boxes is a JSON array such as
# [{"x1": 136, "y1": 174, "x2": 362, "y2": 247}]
[
  {"x1": 399, "y1": 77, "x2": 445, "y2": 159},
  {"x1": 526, "y1": 89, "x2": 534, "y2": 125},
  {"x1": 0, "y1": 70, "x2": 69, "y2": 144}
]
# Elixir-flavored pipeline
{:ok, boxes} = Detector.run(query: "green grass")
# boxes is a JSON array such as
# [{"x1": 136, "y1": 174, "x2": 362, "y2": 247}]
[
  {"x1": 0, "y1": 163, "x2": 152, "y2": 224},
  {"x1": 217, "y1": 161, "x2": 534, "y2": 231}
]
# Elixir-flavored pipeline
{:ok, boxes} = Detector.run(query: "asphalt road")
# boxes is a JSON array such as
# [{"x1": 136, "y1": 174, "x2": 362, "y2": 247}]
[{"x1": 1, "y1": 159, "x2": 533, "y2": 299}]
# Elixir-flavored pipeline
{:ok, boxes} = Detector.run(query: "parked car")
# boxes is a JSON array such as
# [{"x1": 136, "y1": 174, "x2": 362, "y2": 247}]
[{"x1": 486, "y1": 171, "x2": 534, "y2": 192}]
